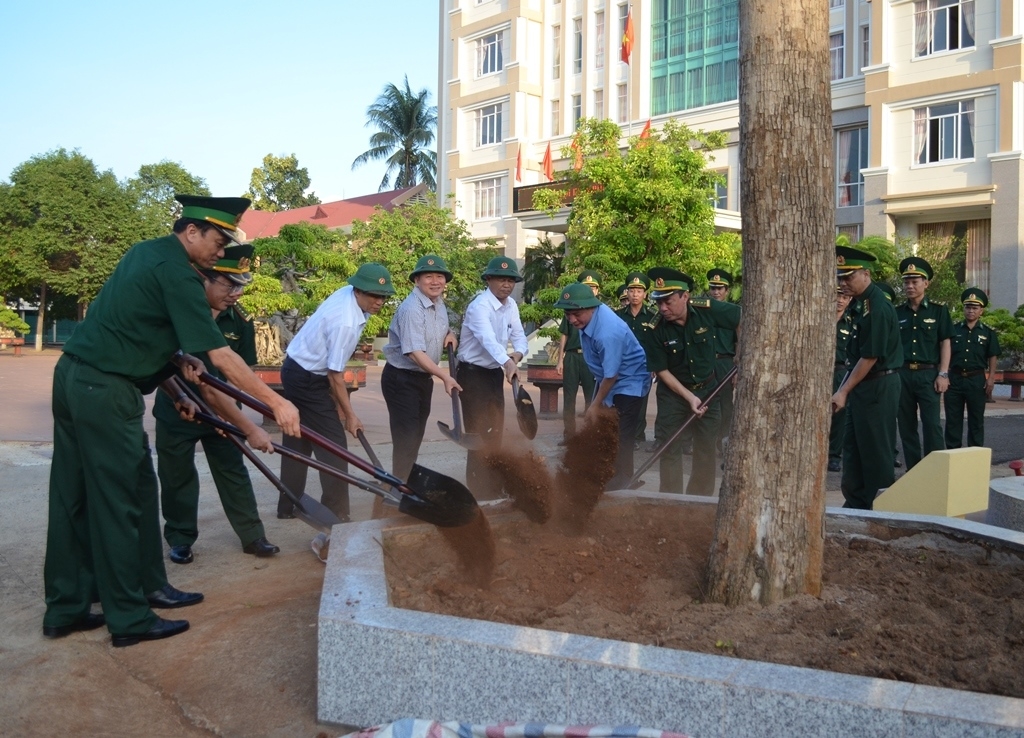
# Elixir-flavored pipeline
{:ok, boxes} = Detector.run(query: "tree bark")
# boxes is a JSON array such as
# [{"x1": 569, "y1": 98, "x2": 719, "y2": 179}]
[
  {"x1": 704, "y1": 0, "x2": 834, "y2": 605},
  {"x1": 34, "y1": 282, "x2": 47, "y2": 353}
]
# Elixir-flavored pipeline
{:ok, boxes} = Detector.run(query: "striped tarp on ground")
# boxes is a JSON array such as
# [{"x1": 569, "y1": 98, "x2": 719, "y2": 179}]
[{"x1": 343, "y1": 720, "x2": 688, "y2": 738}]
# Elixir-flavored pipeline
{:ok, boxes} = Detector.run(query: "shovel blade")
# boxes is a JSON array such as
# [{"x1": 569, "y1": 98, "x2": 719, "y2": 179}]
[
  {"x1": 514, "y1": 386, "x2": 538, "y2": 440},
  {"x1": 437, "y1": 420, "x2": 485, "y2": 450},
  {"x1": 398, "y1": 463, "x2": 480, "y2": 527},
  {"x1": 291, "y1": 492, "x2": 344, "y2": 534}
]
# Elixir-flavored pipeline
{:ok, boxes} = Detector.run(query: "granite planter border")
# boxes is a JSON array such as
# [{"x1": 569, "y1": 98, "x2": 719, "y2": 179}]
[{"x1": 318, "y1": 492, "x2": 1024, "y2": 737}]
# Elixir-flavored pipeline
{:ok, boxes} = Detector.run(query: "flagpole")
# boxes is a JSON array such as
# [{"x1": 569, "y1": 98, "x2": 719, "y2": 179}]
[{"x1": 625, "y1": 3, "x2": 633, "y2": 139}]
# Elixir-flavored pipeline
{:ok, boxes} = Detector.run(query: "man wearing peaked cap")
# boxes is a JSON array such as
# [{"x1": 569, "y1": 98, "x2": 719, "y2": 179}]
[
  {"x1": 828, "y1": 286, "x2": 855, "y2": 472},
  {"x1": 456, "y1": 256, "x2": 529, "y2": 499},
  {"x1": 615, "y1": 270, "x2": 659, "y2": 446},
  {"x1": 832, "y1": 245, "x2": 903, "y2": 510},
  {"x1": 617, "y1": 284, "x2": 629, "y2": 307},
  {"x1": 380, "y1": 255, "x2": 459, "y2": 496},
  {"x1": 877, "y1": 282, "x2": 897, "y2": 302},
  {"x1": 641, "y1": 266, "x2": 740, "y2": 495},
  {"x1": 895, "y1": 256, "x2": 953, "y2": 470},
  {"x1": 556, "y1": 271, "x2": 602, "y2": 444},
  {"x1": 706, "y1": 268, "x2": 737, "y2": 453},
  {"x1": 43, "y1": 195, "x2": 301, "y2": 648},
  {"x1": 278, "y1": 263, "x2": 396, "y2": 520},
  {"x1": 554, "y1": 283, "x2": 651, "y2": 487},
  {"x1": 155, "y1": 242, "x2": 280, "y2": 565},
  {"x1": 945, "y1": 288, "x2": 1001, "y2": 449}
]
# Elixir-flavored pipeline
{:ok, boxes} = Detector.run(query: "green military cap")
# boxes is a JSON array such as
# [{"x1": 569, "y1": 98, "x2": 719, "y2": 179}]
[
  {"x1": 647, "y1": 267, "x2": 693, "y2": 300},
  {"x1": 410, "y1": 254, "x2": 453, "y2": 282},
  {"x1": 577, "y1": 269, "x2": 602, "y2": 288},
  {"x1": 213, "y1": 244, "x2": 255, "y2": 286},
  {"x1": 617, "y1": 283, "x2": 629, "y2": 300},
  {"x1": 348, "y1": 263, "x2": 396, "y2": 296},
  {"x1": 623, "y1": 271, "x2": 650, "y2": 290},
  {"x1": 877, "y1": 282, "x2": 896, "y2": 302},
  {"x1": 482, "y1": 256, "x2": 523, "y2": 282},
  {"x1": 175, "y1": 194, "x2": 251, "y2": 244},
  {"x1": 707, "y1": 268, "x2": 732, "y2": 287},
  {"x1": 961, "y1": 288, "x2": 989, "y2": 307},
  {"x1": 836, "y1": 245, "x2": 876, "y2": 276},
  {"x1": 553, "y1": 282, "x2": 602, "y2": 310},
  {"x1": 900, "y1": 257, "x2": 934, "y2": 280}
]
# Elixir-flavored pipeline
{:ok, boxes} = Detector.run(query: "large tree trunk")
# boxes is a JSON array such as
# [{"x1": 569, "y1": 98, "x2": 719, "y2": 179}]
[
  {"x1": 34, "y1": 282, "x2": 47, "y2": 353},
  {"x1": 704, "y1": 0, "x2": 835, "y2": 605}
]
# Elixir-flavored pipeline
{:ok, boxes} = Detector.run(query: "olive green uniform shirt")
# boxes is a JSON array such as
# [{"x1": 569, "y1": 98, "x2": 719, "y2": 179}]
[
  {"x1": 643, "y1": 298, "x2": 741, "y2": 384},
  {"x1": 835, "y1": 311, "x2": 854, "y2": 364},
  {"x1": 846, "y1": 283, "x2": 903, "y2": 370},
  {"x1": 615, "y1": 303, "x2": 659, "y2": 345},
  {"x1": 949, "y1": 321, "x2": 1000, "y2": 371},
  {"x1": 895, "y1": 297, "x2": 954, "y2": 364},
  {"x1": 558, "y1": 315, "x2": 582, "y2": 351}
]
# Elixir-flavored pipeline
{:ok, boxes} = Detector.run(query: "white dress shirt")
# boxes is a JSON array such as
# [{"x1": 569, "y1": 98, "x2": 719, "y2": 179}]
[
  {"x1": 286, "y1": 285, "x2": 367, "y2": 375},
  {"x1": 457, "y1": 288, "x2": 528, "y2": 369}
]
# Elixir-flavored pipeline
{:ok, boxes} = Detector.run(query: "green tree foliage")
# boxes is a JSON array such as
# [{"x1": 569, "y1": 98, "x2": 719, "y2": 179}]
[
  {"x1": 0, "y1": 306, "x2": 31, "y2": 335},
  {"x1": 521, "y1": 237, "x2": 564, "y2": 304},
  {"x1": 352, "y1": 76, "x2": 438, "y2": 192},
  {"x1": 348, "y1": 201, "x2": 497, "y2": 337},
  {"x1": 246, "y1": 154, "x2": 321, "y2": 212},
  {"x1": 532, "y1": 118, "x2": 735, "y2": 282},
  {"x1": 127, "y1": 160, "x2": 210, "y2": 238}
]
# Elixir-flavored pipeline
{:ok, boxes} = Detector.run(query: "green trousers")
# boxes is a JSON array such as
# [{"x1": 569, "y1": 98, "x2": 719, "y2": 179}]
[
  {"x1": 655, "y1": 380, "x2": 721, "y2": 496},
  {"x1": 944, "y1": 373, "x2": 988, "y2": 448},
  {"x1": 635, "y1": 391, "x2": 651, "y2": 442},
  {"x1": 842, "y1": 372, "x2": 900, "y2": 510},
  {"x1": 562, "y1": 350, "x2": 595, "y2": 439},
  {"x1": 829, "y1": 365, "x2": 848, "y2": 460},
  {"x1": 156, "y1": 420, "x2": 265, "y2": 549},
  {"x1": 714, "y1": 356, "x2": 735, "y2": 442},
  {"x1": 897, "y1": 367, "x2": 944, "y2": 469},
  {"x1": 44, "y1": 355, "x2": 165, "y2": 635}
]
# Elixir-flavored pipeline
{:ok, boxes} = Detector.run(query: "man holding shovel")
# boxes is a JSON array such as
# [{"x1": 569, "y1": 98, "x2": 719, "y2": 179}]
[
  {"x1": 43, "y1": 195, "x2": 301, "y2": 648},
  {"x1": 555, "y1": 270, "x2": 601, "y2": 445}
]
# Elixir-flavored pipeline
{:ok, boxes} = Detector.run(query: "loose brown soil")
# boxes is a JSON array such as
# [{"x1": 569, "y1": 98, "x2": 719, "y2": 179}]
[
  {"x1": 386, "y1": 501, "x2": 1024, "y2": 699},
  {"x1": 553, "y1": 407, "x2": 618, "y2": 530}
]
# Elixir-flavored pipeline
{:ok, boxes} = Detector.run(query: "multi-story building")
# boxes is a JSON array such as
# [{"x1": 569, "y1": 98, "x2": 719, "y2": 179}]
[{"x1": 437, "y1": 0, "x2": 1024, "y2": 307}]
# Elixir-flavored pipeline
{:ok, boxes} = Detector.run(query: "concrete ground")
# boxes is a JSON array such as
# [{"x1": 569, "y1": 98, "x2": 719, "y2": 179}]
[{"x1": 1, "y1": 348, "x2": 1021, "y2": 737}]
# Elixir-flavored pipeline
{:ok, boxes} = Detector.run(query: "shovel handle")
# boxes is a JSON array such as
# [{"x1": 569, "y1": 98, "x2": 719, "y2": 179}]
[
  {"x1": 626, "y1": 365, "x2": 738, "y2": 488},
  {"x1": 356, "y1": 429, "x2": 384, "y2": 470},
  {"x1": 446, "y1": 346, "x2": 467, "y2": 437}
]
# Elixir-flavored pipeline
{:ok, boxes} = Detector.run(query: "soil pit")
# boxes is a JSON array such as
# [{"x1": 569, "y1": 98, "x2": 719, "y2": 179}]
[{"x1": 384, "y1": 500, "x2": 1024, "y2": 699}]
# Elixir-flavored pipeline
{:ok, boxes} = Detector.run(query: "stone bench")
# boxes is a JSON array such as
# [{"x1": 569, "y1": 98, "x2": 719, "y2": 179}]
[{"x1": 987, "y1": 476, "x2": 1024, "y2": 533}]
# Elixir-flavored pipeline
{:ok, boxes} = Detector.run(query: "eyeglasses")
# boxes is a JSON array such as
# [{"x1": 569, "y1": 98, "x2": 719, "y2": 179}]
[{"x1": 214, "y1": 278, "x2": 244, "y2": 295}]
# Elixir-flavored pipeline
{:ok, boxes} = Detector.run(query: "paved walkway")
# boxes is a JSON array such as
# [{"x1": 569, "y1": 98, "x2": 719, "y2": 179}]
[{"x1": 1, "y1": 347, "x2": 1021, "y2": 736}]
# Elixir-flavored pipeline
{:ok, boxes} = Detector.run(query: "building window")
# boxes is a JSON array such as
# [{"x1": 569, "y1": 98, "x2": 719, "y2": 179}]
[
  {"x1": 572, "y1": 94, "x2": 582, "y2": 128},
  {"x1": 476, "y1": 103, "x2": 503, "y2": 146},
  {"x1": 551, "y1": 99, "x2": 561, "y2": 136},
  {"x1": 836, "y1": 224, "x2": 862, "y2": 242},
  {"x1": 573, "y1": 18, "x2": 583, "y2": 74},
  {"x1": 861, "y1": 26, "x2": 870, "y2": 69},
  {"x1": 914, "y1": 0, "x2": 975, "y2": 57},
  {"x1": 595, "y1": 11, "x2": 605, "y2": 70},
  {"x1": 594, "y1": 89, "x2": 604, "y2": 119},
  {"x1": 474, "y1": 178, "x2": 503, "y2": 220},
  {"x1": 552, "y1": 25, "x2": 561, "y2": 79},
  {"x1": 651, "y1": 0, "x2": 739, "y2": 115},
  {"x1": 830, "y1": 32, "x2": 844, "y2": 80},
  {"x1": 618, "y1": 3, "x2": 629, "y2": 54},
  {"x1": 836, "y1": 126, "x2": 868, "y2": 207},
  {"x1": 617, "y1": 83, "x2": 628, "y2": 123},
  {"x1": 829, "y1": 0, "x2": 844, "y2": 7},
  {"x1": 477, "y1": 32, "x2": 504, "y2": 77},
  {"x1": 709, "y1": 170, "x2": 728, "y2": 209},
  {"x1": 914, "y1": 100, "x2": 974, "y2": 164}
]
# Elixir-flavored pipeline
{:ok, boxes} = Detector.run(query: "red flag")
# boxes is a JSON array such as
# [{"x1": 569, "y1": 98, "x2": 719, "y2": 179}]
[
  {"x1": 570, "y1": 136, "x2": 583, "y2": 171},
  {"x1": 621, "y1": 8, "x2": 635, "y2": 64},
  {"x1": 542, "y1": 141, "x2": 554, "y2": 181},
  {"x1": 639, "y1": 119, "x2": 652, "y2": 139},
  {"x1": 515, "y1": 145, "x2": 522, "y2": 183}
]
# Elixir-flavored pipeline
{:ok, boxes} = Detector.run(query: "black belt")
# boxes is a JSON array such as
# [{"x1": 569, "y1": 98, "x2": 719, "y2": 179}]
[
  {"x1": 862, "y1": 369, "x2": 897, "y2": 381},
  {"x1": 953, "y1": 368, "x2": 986, "y2": 377},
  {"x1": 716, "y1": 353, "x2": 734, "y2": 359},
  {"x1": 460, "y1": 362, "x2": 501, "y2": 372},
  {"x1": 682, "y1": 375, "x2": 715, "y2": 391},
  {"x1": 565, "y1": 348, "x2": 582, "y2": 354},
  {"x1": 903, "y1": 362, "x2": 936, "y2": 370}
]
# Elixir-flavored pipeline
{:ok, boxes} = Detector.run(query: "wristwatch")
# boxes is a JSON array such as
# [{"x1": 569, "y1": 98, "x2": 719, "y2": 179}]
[{"x1": 938, "y1": 371, "x2": 949, "y2": 378}]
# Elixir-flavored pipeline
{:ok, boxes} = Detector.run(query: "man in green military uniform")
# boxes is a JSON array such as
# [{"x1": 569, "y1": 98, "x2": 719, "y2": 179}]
[
  {"x1": 828, "y1": 287, "x2": 854, "y2": 472},
  {"x1": 617, "y1": 284, "x2": 629, "y2": 308},
  {"x1": 615, "y1": 271, "x2": 658, "y2": 447},
  {"x1": 895, "y1": 257, "x2": 953, "y2": 469},
  {"x1": 154, "y1": 244, "x2": 280, "y2": 565},
  {"x1": 706, "y1": 268, "x2": 737, "y2": 451},
  {"x1": 43, "y1": 195, "x2": 301, "y2": 648},
  {"x1": 556, "y1": 270, "x2": 600, "y2": 444},
  {"x1": 643, "y1": 267, "x2": 740, "y2": 495},
  {"x1": 945, "y1": 289, "x2": 1001, "y2": 448},
  {"x1": 831, "y1": 246, "x2": 903, "y2": 510}
]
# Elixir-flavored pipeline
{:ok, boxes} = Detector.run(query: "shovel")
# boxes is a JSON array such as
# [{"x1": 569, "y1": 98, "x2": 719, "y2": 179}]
[
  {"x1": 173, "y1": 378, "x2": 342, "y2": 534},
  {"x1": 625, "y1": 365, "x2": 738, "y2": 489},
  {"x1": 437, "y1": 347, "x2": 483, "y2": 450},
  {"x1": 511, "y1": 375, "x2": 538, "y2": 440},
  {"x1": 174, "y1": 358, "x2": 480, "y2": 528}
]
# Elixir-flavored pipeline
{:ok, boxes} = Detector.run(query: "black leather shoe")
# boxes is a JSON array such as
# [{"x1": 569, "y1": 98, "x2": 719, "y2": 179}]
[
  {"x1": 827, "y1": 459, "x2": 841, "y2": 472},
  {"x1": 277, "y1": 510, "x2": 296, "y2": 519},
  {"x1": 111, "y1": 617, "x2": 189, "y2": 648},
  {"x1": 168, "y1": 545, "x2": 193, "y2": 565},
  {"x1": 894, "y1": 458, "x2": 903, "y2": 468},
  {"x1": 43, "y1": 612, "x2": 106, "y2": 639},
  {"x1": 243, "y1": 537, "x2": 280, "y2": 557},
  {"x1": 146, "y1": 584, "x2": 204, "y2": 609}
]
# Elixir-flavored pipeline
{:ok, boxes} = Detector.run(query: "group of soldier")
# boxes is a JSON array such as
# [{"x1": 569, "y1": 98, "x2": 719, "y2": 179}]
[{"x1": 831, "y1": 245, "x2": 1001, "y2": 510}]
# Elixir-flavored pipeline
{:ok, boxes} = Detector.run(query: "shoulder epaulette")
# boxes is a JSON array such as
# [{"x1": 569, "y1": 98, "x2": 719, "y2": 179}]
[
  {"x1": 648, "y1": 313, "x2": 662, "y2": 328},
  {"x1": 689, "y1": 298, "x2": 712, "y2": 308},
  {"x1": 232, "y1": 304, "x2": 253, "y2": 322}
]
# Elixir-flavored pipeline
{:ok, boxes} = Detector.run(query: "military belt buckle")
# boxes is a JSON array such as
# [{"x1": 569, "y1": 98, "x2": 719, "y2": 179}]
[{"x1": 908, "y1": 362, "x2": 920, "y2": 370}]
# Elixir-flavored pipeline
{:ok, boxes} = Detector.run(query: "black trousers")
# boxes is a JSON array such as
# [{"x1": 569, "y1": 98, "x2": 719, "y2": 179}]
[
  {"x1": 278, "y1": 357, "x2": 350, "y2": 519},
  {"x1": 381, "y1": 364, "x2": 435, "y2": 481},
  {"x1": 456, "y1": 362, "x2": 505, "y2": 500},
  {"x1": 608, "y1": 393, "x2": 644, "y2": 488}
]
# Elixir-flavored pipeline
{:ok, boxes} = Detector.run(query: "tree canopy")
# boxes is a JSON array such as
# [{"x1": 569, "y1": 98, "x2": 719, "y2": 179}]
[
  {"x1": 352, "y1": 76, "x2": 438, "y2": 192},
  {"x1": 127, "y1": 160, "x2": 210, "y2": 238},
  {"x1": 246, "y1": 153, "x2": 321, "y2": 212}
]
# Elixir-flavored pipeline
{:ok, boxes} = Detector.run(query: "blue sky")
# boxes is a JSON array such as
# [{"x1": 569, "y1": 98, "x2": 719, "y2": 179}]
[{"x1": 0, "y1": 0, "x2": 440, "y2": 202}]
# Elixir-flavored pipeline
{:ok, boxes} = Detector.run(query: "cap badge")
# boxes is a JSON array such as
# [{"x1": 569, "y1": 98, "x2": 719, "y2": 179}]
[
  {"x1": 378, "y1": 277, "x2": 386, "y2": 285},
  {"x1": 427, "y1": 259, "x2": 435, "y2": 265},
  {"x1": 237, "y1": 257, "x2": 251, "y2": 270},
  {"x1": 655, "y1": 278, "x2": 665, "y2": 287},
  {"x1": 563, "y1": 292, "x2": 571, "y2": 299},
  {"x1": 836, "y1": 255, "x2": 846, "y2": 266},
  {"x1": 909, "y1": 264, "x2": 917, "y2": 272},
  {"x1": 501, "y1": 262, "x2": 508, "y2": 269},
  {"x1": 630, "y1": 277, "x2": 641, "y2": 285}
]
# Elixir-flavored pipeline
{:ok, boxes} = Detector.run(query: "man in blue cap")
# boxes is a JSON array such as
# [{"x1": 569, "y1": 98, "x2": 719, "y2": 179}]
[
  {"x1": 554, "y1": 283, "x2": 651, "y2": 487},
  {"x1": 831, "y1": 245, "x2": 903, "y2": 509},
  {"x1": 945, "y1": 288, "x2": 1001, "y2": 448}
]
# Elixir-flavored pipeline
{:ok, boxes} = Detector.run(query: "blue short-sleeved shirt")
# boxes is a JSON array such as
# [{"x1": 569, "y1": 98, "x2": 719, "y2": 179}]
[{"x1": 579, "y1": 303, "x2": 651, "y2": 404}]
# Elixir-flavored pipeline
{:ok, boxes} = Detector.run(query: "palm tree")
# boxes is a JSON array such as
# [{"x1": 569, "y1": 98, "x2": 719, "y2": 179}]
[{"x1": 352, "y1": 77, "x2": 437, "y2": 192}]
